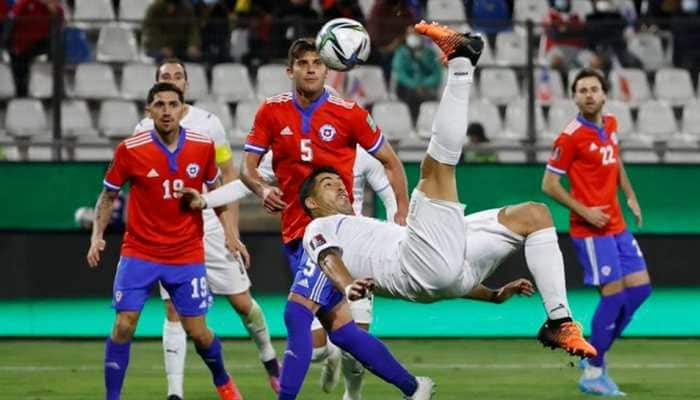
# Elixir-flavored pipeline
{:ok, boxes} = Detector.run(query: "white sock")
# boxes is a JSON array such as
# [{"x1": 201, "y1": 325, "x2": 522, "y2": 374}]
[
  {"x1": 163, "y1": 319, "x2": 187, "y2": 397},
  {"x1": 427, "y1": 57, "x2": 474, "y2": 165},
  {"x1": 341, "y1": 350, "x2": 365, "y2": 400},
  {"x1": 241, "y1": 299, "x2": 277, "y2": 362},
  {"x1": 584, "y1": 364, "x2": 604, "y2": 379},
  {"x1": 312, "y1": 340, "x2": 340, "y2": 363},
  {"x1": 524, "y1": 227, "x2": 572, "y2": 320}
]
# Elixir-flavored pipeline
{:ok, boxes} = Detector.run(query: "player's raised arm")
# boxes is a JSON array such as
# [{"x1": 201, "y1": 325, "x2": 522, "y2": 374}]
[
  {"x1": 358, "y1": 147, "x2": 398, "y2": 221},
  {"x1": 318, "y1": 248, "x2": 374, "y2": 301},
  {"x1": 369, "y1": 142, "x2": 409, "y2": 225}
]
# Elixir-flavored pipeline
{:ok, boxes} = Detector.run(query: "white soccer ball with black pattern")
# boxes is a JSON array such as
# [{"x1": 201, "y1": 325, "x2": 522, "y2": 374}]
[{"x1": 315, "y1": 18, "x2": 371, "y2": 71}]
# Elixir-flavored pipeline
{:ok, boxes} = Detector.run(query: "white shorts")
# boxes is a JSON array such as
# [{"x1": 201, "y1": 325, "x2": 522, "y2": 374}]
[
  {"x1": 310, "y1": 296, "x2": 374, "y2": 330},
  {"x1": 398, "y1": 189, "x2": 467, "y2": 302},
  {"x1": 160, "y1": 225, "x2": 251, "y2": 300}
]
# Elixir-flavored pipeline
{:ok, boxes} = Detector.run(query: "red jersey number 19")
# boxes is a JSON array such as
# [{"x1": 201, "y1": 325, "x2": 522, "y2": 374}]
[
  {"x1": 162, "y1": 179, "x2": 184, "y2": 199},
  {"x1": 301, "y1": 139, "x2": 313, "y2": 162}
]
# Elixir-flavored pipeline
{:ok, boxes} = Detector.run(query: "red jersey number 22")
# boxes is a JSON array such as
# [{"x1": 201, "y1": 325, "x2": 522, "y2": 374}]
[
  {"x1": 301, "y1": 139, "x2": 313, "y2": 162},
  {"x1": 600, "y1": 145, "x2": 616, "y2": 166}
]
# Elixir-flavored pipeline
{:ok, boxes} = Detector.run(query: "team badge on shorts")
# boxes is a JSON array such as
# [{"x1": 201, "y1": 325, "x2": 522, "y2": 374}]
[
  {"x1": 186, "y1": 163, "x2": 200, "y2": 178},
  {"x1": 115, "y1": 290, "x2": 123, "y2": 302},
  {"x1": 318, "y1": 124, "x2": 337, "y2": 142}
]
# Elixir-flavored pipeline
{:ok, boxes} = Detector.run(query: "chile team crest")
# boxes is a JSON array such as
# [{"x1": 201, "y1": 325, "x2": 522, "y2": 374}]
[
  {"x1": 186, "y1": 163, "x2": 200, "y2": 178},
  {"x1": 318, "y1": 124, "x2": 337, "y2": 142}
]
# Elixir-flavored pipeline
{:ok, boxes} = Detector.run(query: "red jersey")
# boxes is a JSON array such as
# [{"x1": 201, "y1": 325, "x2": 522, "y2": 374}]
[
  {"x1": 104, "y1": 129, "x2": 220, "y2": 264},
  {"x1": 546, "y1": 113, "x2": 626, "y2": 237},
  {"x1": 10, "y1": 0, "x2": 64, "y2": 54},
  {"x1": 244, "y1": 90, "x2": 384, "y2": 243}
]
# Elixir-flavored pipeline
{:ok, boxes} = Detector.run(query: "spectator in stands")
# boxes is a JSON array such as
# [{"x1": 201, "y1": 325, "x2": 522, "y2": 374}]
[
  {"x1": 668, "y1": 1, "x2": 700, "y2": 83},
  {"x1": 269, "y1": 0, "x2": 320, "y2": 60},
  {"x1": 143, "y1": 0, "x2": 202, "y2": 63},
  {"x1": 366, "y1": 0, "x2": 417, "y2": 80},
  {"x1": 197, "y1": 0, "x2": 232, "y2": 65},
  {"x1": 391, "y1": 26, "x2": 441, "y2": 124},
  {"x1": 543, "y1": 0, "x2": 603, "y2": 73},
  {"x1": 464, "y1": 122, "x2": 498, "y2": 163},
  {"x1": 465, "y1": 0, "x2": 513, "y2": 43},
  {"x1": 584, "y1": 0, "x2": 642, "y2": 69},
  {"x1": 321, "y1": 0, "x2": 365, "y2": 22},
  {"x1": 5, "y1": 0, "x2": 64, "y2": 97}
]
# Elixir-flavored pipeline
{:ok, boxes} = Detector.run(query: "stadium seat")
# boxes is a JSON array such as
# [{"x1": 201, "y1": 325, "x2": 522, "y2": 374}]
[
  {"x1": 96, "y1": 24, "x2": 139, "y2": 63},
  {"x1": 665, "y1": 138, "x2": 700, "y2": 163},
  {"x1": 636, "y1": 100, "x2": 678, "y2": 139},
  {"x1": 119, "y1": 0, "x2": 153, "y2": 22},
  {"x1": 620, "y1": 135, "x2": 658, "y2": 162},
  {"x1": 468, "y1": 99, "x2": 502, "y2": 139},
  {"x1": 610, "y1": 68, "x2": 651, "y2": 106},
  {"x1": 71, "y1": 0, "x2": 116, "y2": 27},
  {"x1": 74, "y1": 63, "x2": 120, "y2": 99},
  {"x1": 603, "y1": 100, "x2": 635, "y2": 137},
  {"x1": 504, "y1": 98, "x2": 546, "y2": 140},
  {"x1": 183, "y1": 63, "x2": 208, "y2": 101},
  {"x1": 72, "y1": 138, "x2": 115, "y2": 161},
  {"x1": 121, "y1": 62, "x2": 154, "y2": 101},
  {"x1": 98, "y1": 100, "x2": 139, "y2": 138},
  {"x1": 233, "y1": 100, "x2": 259, "y2": 139},
  {"x1": 211, "y1": 63, "x2": 255, "y2": 103},
  {"x1": 358, "y1": 0, "x2": 374, "y2": 17},
  {"x1": 547, "y1": 99, "x2": 578, "y2": 137},
  {"x1": 513, "y1": 0, "x2": 549, "y2": 35},
  {"x1": 416, "y1": 101, "x2": 438, "y2": 139},
  {"x1": 371, "y1": 100, "x2": 414, "y2": 141},
  {"x1": 571, "y1": 0, "x2": 594, "y2": 18},
  {"x1": 534, "y1": 68, "x2": 565, "y2": 104},
  {"x1": 0, "y1": 63, "x2": 15, "y2": 99},
  {"x1": 495, "y1": 31, "x2": 527, "y2": 66},
  {"x1": 61, "y1": 100, "x2": 94, "y2": 137},
  {"x1": 426, "y1": 0, "x2": 466, "y2": 23},
  {"x1": 256, "y1": 64, "x2": 290, "y2": 100},
  {"x1": 627, "y1": 32, "x2": 667, "y2": 70},
  {"x1": 194, "y1": 99, "x2": 233, "y2": 131},
  {"x1": 680, "y1": 100, "x2": 700, "y2": 137},
  {"x1": 346, "y1": 65, "x2": 389, "y2": 105},
  {"x1": 479, "y1": 67, "x2": 519, "y2": 105},
  {"x1": 478, "y1": 37, "x2": 495, "y2": 65},
  {"x1": 654, "y1": 68, "x2": 695, "y2": 107},
  {"x1": 28, "y1": 62, "x2": 53, "y2": 99},
  {"x1": 5, "y1": 99, "x2": 48, "y2": 137}
]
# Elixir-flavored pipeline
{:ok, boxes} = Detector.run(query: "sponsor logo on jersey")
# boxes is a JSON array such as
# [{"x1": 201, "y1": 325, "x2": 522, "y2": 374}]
[
  {"x1": 280, "y1": 126, "x2": 293, "y2": 136},
  {"x1": 186, "y1": 163, "x2": 200, "y2": 178},
  {"x1": 611, "y1": 132, "x2": 618, "y2": 145},
  {"x1": 366, "y1": 114, "x2": 377, "y2": 132},
  {"x1": 310, "y1": 234, "x2": 327, "y2": 250},
  {"x1": 589, "y1": 142, "x2": 598, "y2": 152},
  {"x1": 318, "y1": 124, "x2": 337, "y2": 142},
  {"x1": 147, "y1": 168, "x2": 159, "y2": 178}
]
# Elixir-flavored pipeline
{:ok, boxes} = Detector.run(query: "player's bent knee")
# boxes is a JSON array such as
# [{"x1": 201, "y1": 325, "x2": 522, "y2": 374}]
[
  {"x1": 599, "y1": 279, "x2": 625, "y2": 296},
  {"x1": 112, "y1": 313, "x2": 138, "y2": 341}
]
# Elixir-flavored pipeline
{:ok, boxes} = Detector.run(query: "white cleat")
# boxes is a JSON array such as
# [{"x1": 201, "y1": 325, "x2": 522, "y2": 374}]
[
  {"x1": 404, "y1": 377, "x2": 436, "y2": 400},
  {"x1": 320, "y1": 345, "x2": 342, "y2": 393}
]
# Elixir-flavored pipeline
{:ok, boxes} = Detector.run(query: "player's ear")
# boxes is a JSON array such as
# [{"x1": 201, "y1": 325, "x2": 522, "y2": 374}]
[
  {"x1": 286, "y1": 66, "x2": 294, "y2": 80},
  {"x1": 304, "y1": 196, "x2": 318, "y2": 213}
]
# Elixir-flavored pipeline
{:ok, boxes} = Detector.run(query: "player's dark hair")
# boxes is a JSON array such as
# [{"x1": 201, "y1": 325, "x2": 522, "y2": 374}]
[
  {"x1": 288, "y1": 37, "x2": 318, "y2": 67},
  {"x1": 147, "y1": 82, "x2": 185, "y2": 104},
  {"x1": 571, "y1": 68, "x2": 608, "y2": 95},
  {"x1": 299, "y1": 167, "x2": 341, "y2": 216},
  {"x1": 155, "y1": 57, "x2": 188, "y2": 81}
]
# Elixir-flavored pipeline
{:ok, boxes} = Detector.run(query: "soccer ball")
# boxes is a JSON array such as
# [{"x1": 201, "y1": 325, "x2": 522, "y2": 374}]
[{"x1": 315, "y1": 18, "x2": 371, "y2": 71}]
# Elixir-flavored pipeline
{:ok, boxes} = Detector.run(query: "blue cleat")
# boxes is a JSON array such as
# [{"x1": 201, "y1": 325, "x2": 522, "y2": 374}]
[{"x1": 578, "y1": 359, "x2": 626, "y2": 396}]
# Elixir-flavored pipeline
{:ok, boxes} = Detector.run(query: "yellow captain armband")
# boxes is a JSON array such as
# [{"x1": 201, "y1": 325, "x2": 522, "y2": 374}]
[{"x1": 215, "y1": 144, "x2": 233, "y2": 164}]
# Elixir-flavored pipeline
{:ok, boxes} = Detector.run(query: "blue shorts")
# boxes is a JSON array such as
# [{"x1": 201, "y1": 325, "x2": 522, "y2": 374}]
[
  {"x1": 283, "y1": 239, "x2": 305, "y2": 274},
  {"x1": 571, "y1": 229, "x2": 647, "y2": 286},
  {"x1": 112, "y1": 256, "x2": 211, "y2": 317},
  {"x1": 289, "y1": 252, "x2": 344, "y2": 315}
]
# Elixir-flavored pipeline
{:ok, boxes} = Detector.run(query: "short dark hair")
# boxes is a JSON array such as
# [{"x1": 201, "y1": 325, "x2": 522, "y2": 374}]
[
  {"x1": 571, "y1": 68, "x2": 608, "y2": 95},
  {"x1": 155, "y1": 58, "x2": 188, "y2": 81},
  {"x1": 299, "y1": 167, "x2": 341, "y2": 216},
  {"x1": 288, "y1": 38, "x2": 318, "y2": 67},
  {"x1": 147, "y1": 82, "x2": 185, "y2": 104}
]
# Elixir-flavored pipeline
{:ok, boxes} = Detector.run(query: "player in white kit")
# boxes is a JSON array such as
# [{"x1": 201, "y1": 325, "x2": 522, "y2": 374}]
[
  {"x1": 134, "y1": 59, "x2": 280, "y2": 399},
  {"x1": 295, "y1": 22, "x2": 597, "y2": 359}
]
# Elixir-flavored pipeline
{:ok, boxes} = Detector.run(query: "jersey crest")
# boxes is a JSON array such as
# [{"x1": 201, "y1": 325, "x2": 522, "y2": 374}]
[
  {"x1": 186, "y1": 163, "x2": 200, "y2": 178},
  {"x1": 318, "y1": 124, "x2": 337, "y2": 142}
]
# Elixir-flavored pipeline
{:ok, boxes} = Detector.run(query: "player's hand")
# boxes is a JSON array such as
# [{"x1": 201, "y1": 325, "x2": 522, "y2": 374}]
[
  {"x1": 493, "y1": 278, "x2": 535, "y2": 304},
  {"x1": 178, "y1": 187, "x2": 206, "y2": 210},
  {"x1": 627, "y1": 197, "x2": 643, "y2": 228},
  {"x1": 582, "y1": 205, "x2": 610, "y2": 228},
  {"x1": 261, "y1": 186, "x2": 287, "y2": 213},
  {"x1": 394, "y1": 208, "x2": 408, "y2": 226},
  {"x1": 227, "y1": 236, "x2": 251, "y2": 269},
  {"x1": 87, "y1": 236, "x2": 106, "y2": 268},
  {"x1": 345, "y1": 278, "x2": 375, "y2": 301}
]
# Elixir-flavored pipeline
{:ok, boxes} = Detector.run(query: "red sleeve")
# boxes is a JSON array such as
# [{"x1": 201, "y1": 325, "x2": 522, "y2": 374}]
[
  {"x1": 203, "y1": 143, "x2": 220, "y2": 186},
  {"x1": 243, "y1": 102, "x2": 273, "y2": 155},
  {"x1": 104, "y1": 143, "x2": 129, "y2": 191},
  {"x1": 546, "y1": 133, "x2": 576, "y2": 175},
  {"x1": 351, "y1": 104, "x2": 384, "y2": 155}
]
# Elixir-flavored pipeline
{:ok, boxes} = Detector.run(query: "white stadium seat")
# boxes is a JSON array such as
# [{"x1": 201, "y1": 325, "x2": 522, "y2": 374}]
[
  {"x1": 96, "y1": 24, "x2": 139, "y2": 63},
  {"x1": 74, "y1": 63, "x2": 120, "y2": 99},
  {"x1": 416, "y1": 101, "x2": 438, "y2": 139},
  {"x1": 72, "y1": 0, "x2": 115, "y2": 27},
  {"x1": 547, "y1": 99, "x2": 578, "y2": 137},
  {"x1": 603, "y1": 100, "x2": 635, "y2": 137},
  {"x1": 212, "y1": 63, "x2": 255, "y2": 103},
  {"x1": 256, "y1": 64, "x2": 289, "y2": 100},
  {"x1": 233, "y1": 100, "x2": 259, "y2": 139},
  {"x1": 98, "y1": 100, "x2": 140, "y2": 138},
  {"x1": 627, "y1": 32, "x2": 667, "y2": 70},
  {"x1": 346, "y1": 65, "x2": 389, "y2": 105},
  {"x1": 121, "y1": 62, "x2": 154, "y2": 101},
  {"x1": 495, "y1": 31, "x2": 527, "y2": 65},
  {"x1": 426, "y1": 0, "x2": 466, "y2": 23},
  {"x1": 654, "y1": 68, "x2": 695, "y2": 107},
  {"x1": 183, "y1": 63, "x2": 209, "y2": 101},
  {"x1": 0, "y1": 63, "x2": 15, "y2": 99},
  {"x1": 371, "y1": 100, "x2": 414, "y2": 141},
  {"x1": 504, "y1": 98, "x2": 546, "y2": 140},
  {"x1": 194, "y1": 99, "x2": 233, "y2": 131},
  {"x1": 72, "y1": 139, "x2": 115, "y2": 161},
  {"x1": 479, "y1": 67, "x2": 520, "y2": 105},
  {"x1": 119, "y1": 0, "x2": 154, "y2": 22},
  {"x1": 468, "y1": 99, "x2": 502, "y2": 139},
  {"x1": 61, "y1": 100, "x2": 94, "y2": 137},
  {"x1": 681, "y1": 100, "x2": 700, "y2": 137},
  {"x1": 610, "y1": 68, "x2": 651, "y2": 106},
  {"x1": 636, "y1": 100, "x2": 677, "y2": 139},
  {"x1": 513, "y1": 0, "x2": 549, "y2": 35},
  {"x1": 28, "y1": 62, "x2": 52, "y2": 99},
  {"x1": 5, "y1": 99, "x2": 48, "y2": 137}
]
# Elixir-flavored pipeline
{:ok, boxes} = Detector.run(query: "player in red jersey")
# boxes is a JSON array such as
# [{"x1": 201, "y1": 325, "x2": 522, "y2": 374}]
[
  {"x1": 240, "y1": 38, "x2": 409, "y2": 398},
  {"x1": 86, "y1": 83, "x2": 242, "y2": 400},
  {"x1": 543, "y1": 69, "x2": 652, "y2": 397}
]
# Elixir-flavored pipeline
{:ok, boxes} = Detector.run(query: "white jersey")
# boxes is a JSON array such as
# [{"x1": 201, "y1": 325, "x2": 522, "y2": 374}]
[
  {"x1": 134, "y1": 105, "x2": 230, "y2": 233},
  {"x1": 352, "y1": 146, "x2": 397, "y2": 220}
]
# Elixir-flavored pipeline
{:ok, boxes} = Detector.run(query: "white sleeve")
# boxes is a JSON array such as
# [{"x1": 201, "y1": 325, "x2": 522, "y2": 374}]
[
  {"x1": 202, "y1": 180, "x2": 253, "y2": 208},
  {"x1": 258, "y1": 152, "x2": 277, "y2": 183},
  {"x1": 359, "y1": 148, "x2": 397, "y2": 222},
  {"x1": 207, "y1": 112, "x2": 229, "y2": 147},
  {"x1": 303, "y1": 218, "x2": 343, "y2": 264},
  {"x1": 133, "y1": 118, "x2": 153, "y2": 135}
]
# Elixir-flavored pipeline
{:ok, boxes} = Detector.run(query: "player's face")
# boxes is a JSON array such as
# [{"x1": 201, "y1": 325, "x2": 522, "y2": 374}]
[
  {"x1": 310, "y1": 173, "x2": 353, "y2": 216},
  {"x1": 288, "y1": 51, "x2": 328, "y2": 96},
  {"x1": 573, "y1": 76, "x2": 606, "y2": 117},
  {"x1": 148, "y1": 91, "x2": 185, "y2": 134},
  {"x1": 157, "y1": 63, "x2": 188, "y2": 95}
]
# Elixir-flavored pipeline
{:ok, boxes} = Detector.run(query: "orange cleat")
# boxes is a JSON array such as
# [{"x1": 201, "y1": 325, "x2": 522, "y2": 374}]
[
  {"x1": 537, "y1": 321, "x2": 598, "y2": 358},
  {"x1": 414, "y1": 21, "x2": 483, "y2": 65},
  {"x1": 216, "y1": 377, "x2": 243, "y2": 400}
]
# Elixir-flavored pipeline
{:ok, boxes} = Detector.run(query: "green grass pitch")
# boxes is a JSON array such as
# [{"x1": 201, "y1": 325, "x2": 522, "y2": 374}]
[{"x1": 1, "y1": 338, "x2": 698, "y2": 399}]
